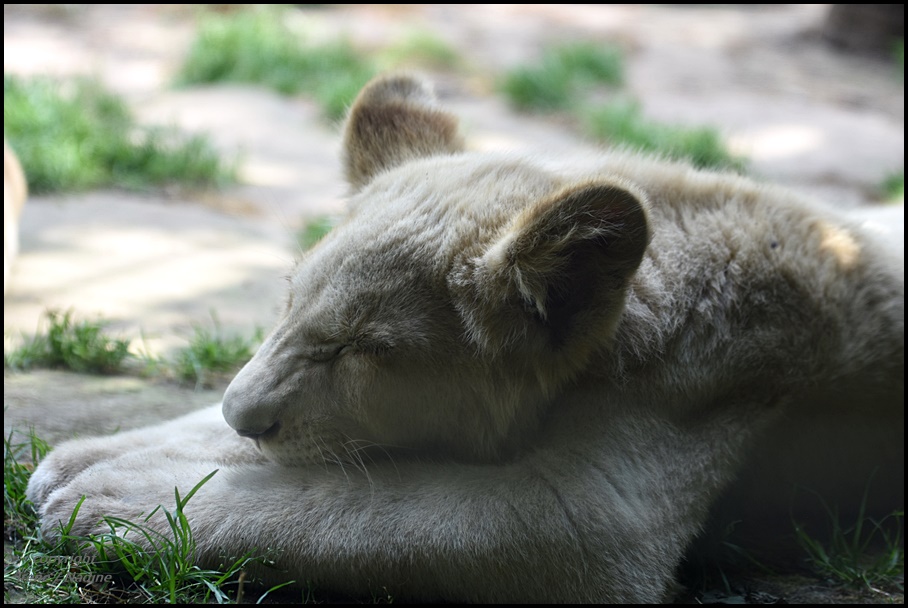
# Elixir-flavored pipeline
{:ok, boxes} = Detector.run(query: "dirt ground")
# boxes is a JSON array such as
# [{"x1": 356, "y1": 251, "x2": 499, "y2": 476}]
[{"x1": 3, "y1": 4, "x2": 904, "y2": 604}]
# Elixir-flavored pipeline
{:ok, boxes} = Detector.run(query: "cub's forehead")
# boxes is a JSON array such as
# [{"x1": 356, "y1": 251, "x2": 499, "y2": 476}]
[
  {"x1": 288, "y1": 223, "x2": 442, "y2": 307},
  {"x1": 288, "y1": 152, "x2": 563, "y2": 304},
  {"x1": 286, "y1": 229, "x2": 454, "y2": 347},
  {"x1": 350, "y1": 153, "x2": 561, "y2": 229}
]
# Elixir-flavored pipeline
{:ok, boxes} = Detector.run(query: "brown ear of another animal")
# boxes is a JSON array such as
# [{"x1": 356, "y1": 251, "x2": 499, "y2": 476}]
[{"x1": 4, "y1": 140, "x2": 28, "y2": 294}]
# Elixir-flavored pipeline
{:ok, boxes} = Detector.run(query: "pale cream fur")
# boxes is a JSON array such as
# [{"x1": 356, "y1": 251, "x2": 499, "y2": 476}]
[
  {"x1": 27, "y1": 74, "x2": 903, "y2": 603},
  {"x1": 4, "y1": 140, "x2": 27, "y2": 293}
]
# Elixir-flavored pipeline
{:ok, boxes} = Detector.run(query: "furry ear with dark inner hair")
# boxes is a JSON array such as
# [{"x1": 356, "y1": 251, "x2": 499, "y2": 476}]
[
  {"x1": 342, "y1": 73, "x2": 465, "y2": 192},
  {"x1": 452, "y1": 181, "x2": 651, "y2": 365}
]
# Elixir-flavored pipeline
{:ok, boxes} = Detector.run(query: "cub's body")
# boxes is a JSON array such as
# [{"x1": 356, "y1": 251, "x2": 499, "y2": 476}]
[{"x1": 27, "y1": 75, "x2": 903, "y2": 603}]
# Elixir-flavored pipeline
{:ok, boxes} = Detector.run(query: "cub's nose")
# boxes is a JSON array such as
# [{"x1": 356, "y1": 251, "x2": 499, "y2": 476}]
[
  {"x1": 221, "y1": 358, "x2": 283, "y2": 438},
  {"x1": 222, "y1": 384, "x2": 281, "y2": 438},
  {"x1": 234, "y1": 421, "x2": 280, "y2": 440}
]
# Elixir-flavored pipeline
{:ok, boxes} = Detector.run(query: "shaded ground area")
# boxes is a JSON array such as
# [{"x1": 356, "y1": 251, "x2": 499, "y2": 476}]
[{"x1": 3, "y1": 4, "x2": 904, "y2": 604}]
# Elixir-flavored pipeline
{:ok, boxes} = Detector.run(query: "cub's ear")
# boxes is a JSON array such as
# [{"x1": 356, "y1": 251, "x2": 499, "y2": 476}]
[
  {"x1": 342, "y1": 73, "x2": 464, "y2": 192},
  {"x1": 454, "y1": 182, "x2": 650, "y2": 367}
]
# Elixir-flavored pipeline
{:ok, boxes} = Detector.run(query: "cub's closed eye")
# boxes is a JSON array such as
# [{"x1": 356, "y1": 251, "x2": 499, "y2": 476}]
[{"x1": 307, "y1": 344, "x2": 348, "y2": 362}]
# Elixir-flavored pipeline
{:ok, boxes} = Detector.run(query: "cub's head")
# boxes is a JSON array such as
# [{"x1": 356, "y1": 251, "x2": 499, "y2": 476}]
[{"x1": 222, "y1": 74, "x2": 651, "y2": 466}]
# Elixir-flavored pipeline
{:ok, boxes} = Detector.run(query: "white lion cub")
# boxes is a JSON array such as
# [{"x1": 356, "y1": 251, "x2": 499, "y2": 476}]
[{"x1": 27, "y1": 74, "x2": 903, "y2": 603}]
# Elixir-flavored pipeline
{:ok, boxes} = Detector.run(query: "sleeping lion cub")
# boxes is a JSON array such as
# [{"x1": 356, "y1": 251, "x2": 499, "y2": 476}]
[{"x1": 28, "y1": 74, "x2": 903, "y2": 602}]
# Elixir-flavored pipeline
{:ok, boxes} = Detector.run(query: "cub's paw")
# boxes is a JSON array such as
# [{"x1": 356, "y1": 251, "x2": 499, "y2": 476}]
[
  {"x1": 27, "y1": 434, "x2": 154, "y2": 509},
  {"x1": 28, "y1": 403, "x2": 251, "y2": 509},
  {"x1": 37, "y1": 454, "x2": 223, "y2": 546}
]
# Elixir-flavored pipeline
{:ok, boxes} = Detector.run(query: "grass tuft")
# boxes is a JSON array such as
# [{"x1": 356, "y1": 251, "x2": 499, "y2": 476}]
[
  {"x1": 4, "y1": 310, "x2": 132, "y2": 374},
  {"x1": 881, "y1": 169, "x2": 904, "y2": 202},
  {"x1": 174, "y1": 313, "x2": 262, "y2": 388},
  {"x1": 380, "y1": 30, "x2": 462, "y2": 71},
  {"x1": 550, "y1": 43, "x2": 624, "y2": 88},
  {"x1": 297, "y1": 214, "x2": 339, "y2": 252},
  {"x1": 3, "y1": 75, "x2": 233, "y2": 194},
  {"x1": 499, "y1": 43, "x2": 741, "y2": 171},
  {"x1": 4, "y1": 432, "x2": 287, "y2": 604},
  {"x1": 793, "y1": 483, "x2": 904, "y2": 592},
  {"x1": 65, "y1": 470, "x2": 253, "y2": 604},
  {"x1": 584, "y1": 100, "x2": 745, "y2": 171},
  {"x1": 176, "y1": 6, "x2": 374, "y2": 120},
  {"x1": 894, "y1": 39, "x2": 904, "y2": 78},
  {"x1": 501, "y1": 66, "x2": 574, "y2": 113},
  {"x1": 5, "y1": 308, "x2": 265, "y2": 387},
  {"x1": 501, "y1": 42, "x2": 623, "y2": 112},
  {"x1": 4, "y1": 429, "x2": 50, "y2": 542}
]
